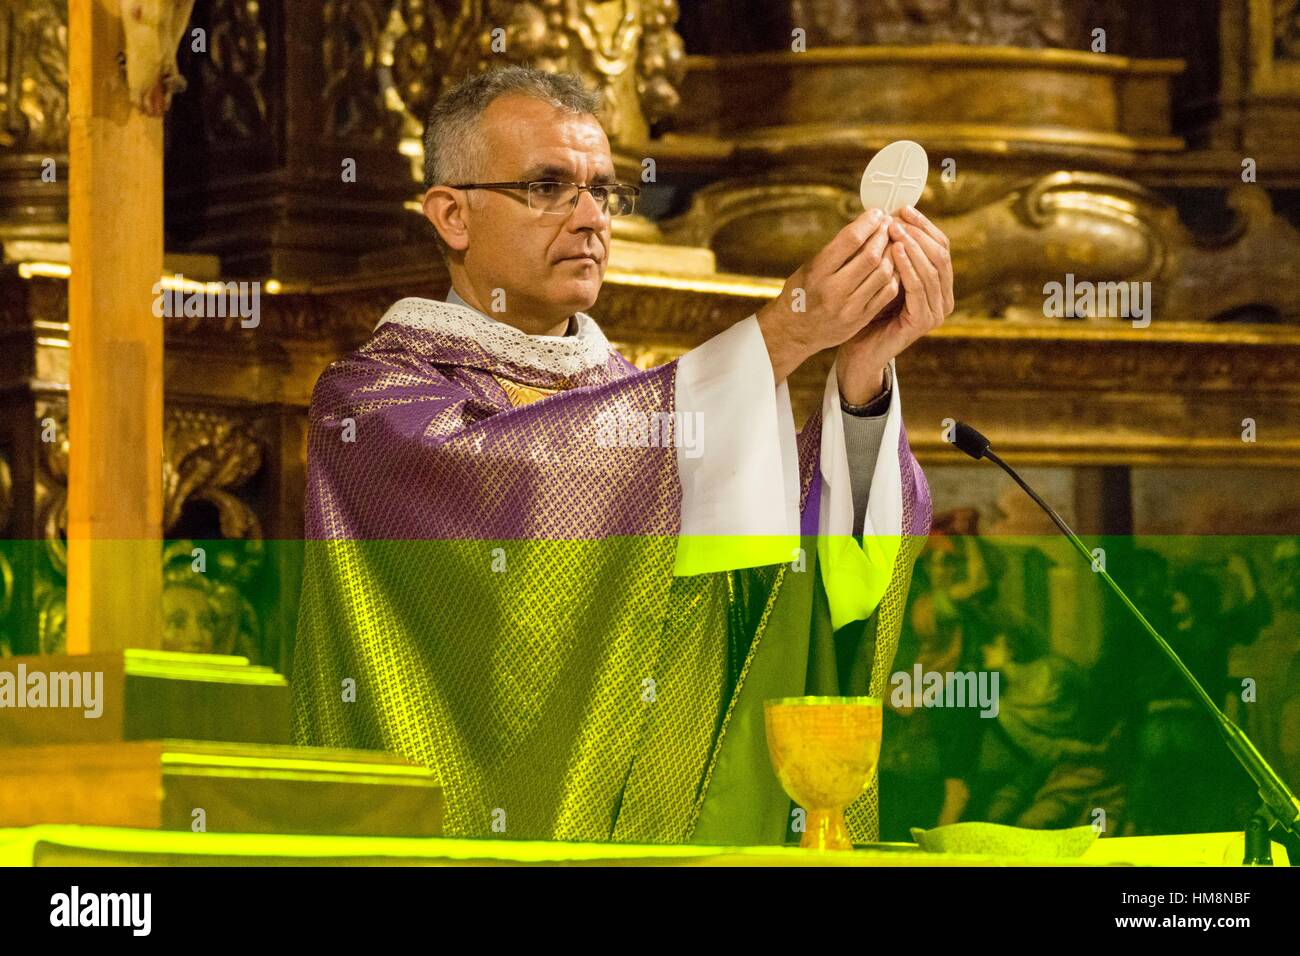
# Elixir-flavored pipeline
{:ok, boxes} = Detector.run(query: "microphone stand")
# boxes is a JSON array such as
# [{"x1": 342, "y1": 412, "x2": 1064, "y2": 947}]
[{"x1": 955, "y1": 422, "x2": 1300, "y2": 864}]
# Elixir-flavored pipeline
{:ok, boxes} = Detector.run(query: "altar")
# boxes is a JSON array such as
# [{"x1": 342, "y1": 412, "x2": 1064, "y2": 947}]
[{"x1": 0, "y1": 826, "x2": 1287, "y2": 868}]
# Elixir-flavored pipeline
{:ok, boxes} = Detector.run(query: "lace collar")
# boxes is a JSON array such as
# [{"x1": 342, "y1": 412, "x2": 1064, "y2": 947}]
[{"x1": 375, "y1": 295, "x2": 613, "y2": 377}]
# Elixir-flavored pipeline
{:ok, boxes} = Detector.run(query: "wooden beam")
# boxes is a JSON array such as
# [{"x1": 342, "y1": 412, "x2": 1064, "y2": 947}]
[{"x1": 66, "y1": 0, "x2": 163, "y2": 652}]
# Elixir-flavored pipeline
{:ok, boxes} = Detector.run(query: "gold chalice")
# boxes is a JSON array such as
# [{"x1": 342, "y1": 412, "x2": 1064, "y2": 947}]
[{"x1": 764, "y1": 696, "x2": 883, "y2": 851}]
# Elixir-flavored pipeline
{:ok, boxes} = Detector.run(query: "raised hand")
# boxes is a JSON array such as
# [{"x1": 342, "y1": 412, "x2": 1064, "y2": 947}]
[
  {"x1": 836, "y1": 205, "x2": 953, "y2": 404},
  {"x1": 756, "y1": 209, "x2": 901, "y2": 383}
]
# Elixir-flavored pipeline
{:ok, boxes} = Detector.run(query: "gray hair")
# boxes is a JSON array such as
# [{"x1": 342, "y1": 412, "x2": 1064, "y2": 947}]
[{"x1": 423, "y1": 67, "x2": 603, "y2": 258}]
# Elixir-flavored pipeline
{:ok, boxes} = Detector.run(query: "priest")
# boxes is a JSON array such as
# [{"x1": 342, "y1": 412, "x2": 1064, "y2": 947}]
[{"x1": 291, "y1": 66, "x2": 950, "y2": 845}]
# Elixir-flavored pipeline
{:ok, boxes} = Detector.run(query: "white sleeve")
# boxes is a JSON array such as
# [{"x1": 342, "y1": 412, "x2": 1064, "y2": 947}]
[
  {"x1": 672, "y1": 315, "x2": 802, "y2": 576},
  {"x1": 816, "y1": 357, "x2": 905, "y2": 630}
]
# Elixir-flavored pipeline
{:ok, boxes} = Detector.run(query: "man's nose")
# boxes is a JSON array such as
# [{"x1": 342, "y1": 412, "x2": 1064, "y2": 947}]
[{"x1": 568, "y1": 188, "x2": 608, "y2": 229}]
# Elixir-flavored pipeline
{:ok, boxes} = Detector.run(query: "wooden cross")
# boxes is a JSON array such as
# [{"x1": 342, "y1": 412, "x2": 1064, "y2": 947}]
[{"x1": 65, "y1": 0, "x2": 164, "y2": 652}]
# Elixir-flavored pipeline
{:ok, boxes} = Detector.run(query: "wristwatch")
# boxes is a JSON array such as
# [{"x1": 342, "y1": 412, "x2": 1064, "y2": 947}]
[{"x1": 840, "y1": 363, "x2": 893, "y2": 417}]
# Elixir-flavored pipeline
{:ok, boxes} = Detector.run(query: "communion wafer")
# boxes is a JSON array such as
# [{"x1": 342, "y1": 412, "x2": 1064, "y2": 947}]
[{"x1": 860, "y1": 140, "x2": 929, "y2": 214}]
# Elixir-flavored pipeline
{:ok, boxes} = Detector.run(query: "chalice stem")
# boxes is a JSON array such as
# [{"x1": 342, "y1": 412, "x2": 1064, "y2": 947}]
[{"x1": 803, "y1": 807, "x2": 853, "y2": 850}]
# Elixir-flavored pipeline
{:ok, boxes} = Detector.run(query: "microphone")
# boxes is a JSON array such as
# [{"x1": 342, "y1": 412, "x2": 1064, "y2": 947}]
[{"x1": 951, "y1": 420, "x2": 1300, "y2": 855}]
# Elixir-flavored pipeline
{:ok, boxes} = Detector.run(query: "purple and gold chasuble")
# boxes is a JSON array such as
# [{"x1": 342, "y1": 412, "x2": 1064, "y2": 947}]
[{"x1": 291, "y1": 296, "x2": 932, "y2": 845}]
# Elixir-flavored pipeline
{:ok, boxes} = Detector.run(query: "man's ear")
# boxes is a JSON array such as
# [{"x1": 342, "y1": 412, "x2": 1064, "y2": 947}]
[{"x1": 422, "y1": 186, "x2": 470, "y2": 253}]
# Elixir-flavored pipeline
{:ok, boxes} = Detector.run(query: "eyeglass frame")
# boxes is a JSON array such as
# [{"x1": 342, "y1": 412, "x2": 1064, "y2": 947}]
[{"x1": 446, "y1": 180, "x2": 641, "y2": 216}]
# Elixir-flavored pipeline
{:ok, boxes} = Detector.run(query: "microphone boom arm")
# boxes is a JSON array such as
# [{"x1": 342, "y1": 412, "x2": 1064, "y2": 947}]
[{"x1": 966, "y1": 435, "x2": 1300, "y2": 844}]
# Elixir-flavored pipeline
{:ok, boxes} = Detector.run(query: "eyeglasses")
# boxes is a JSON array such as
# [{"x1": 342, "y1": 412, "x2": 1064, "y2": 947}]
[{"x1": 448, "y1": 180, "x2": 640, "y2": 217}]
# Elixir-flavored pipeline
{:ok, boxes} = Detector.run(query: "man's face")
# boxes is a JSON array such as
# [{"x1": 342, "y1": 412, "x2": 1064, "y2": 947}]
[{"x1": 439, "y1": 94, "x2": 614, "y2": 322}]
